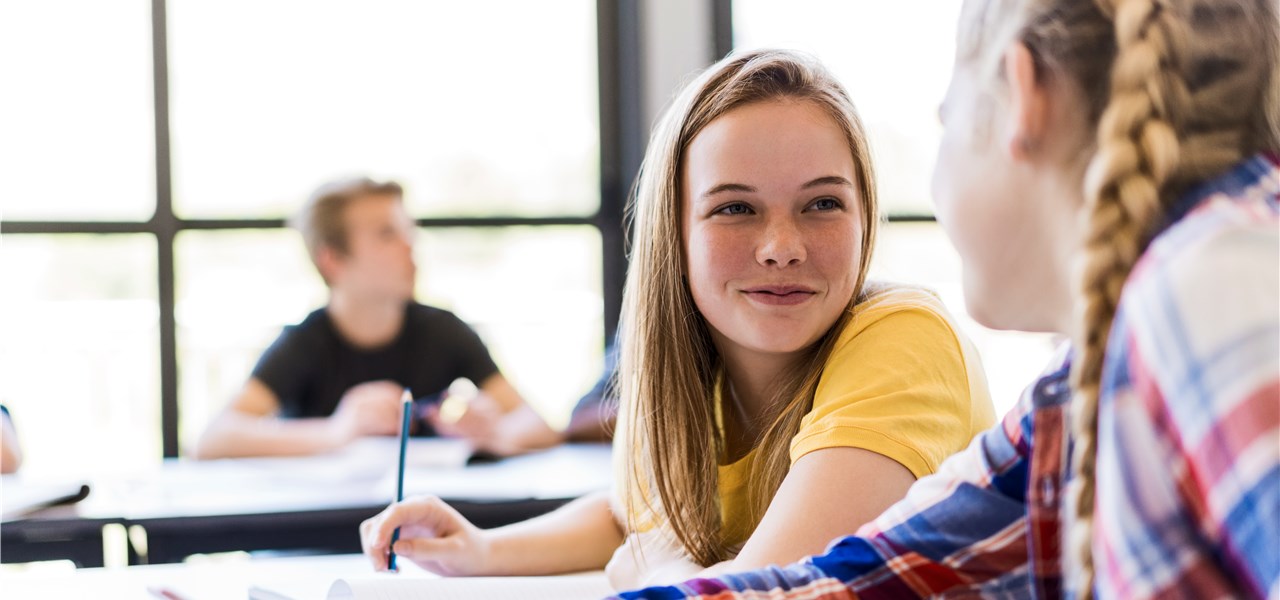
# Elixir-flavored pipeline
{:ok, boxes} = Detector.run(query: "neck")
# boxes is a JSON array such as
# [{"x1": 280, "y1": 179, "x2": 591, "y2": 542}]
[
  {"x1": 1044, "y1": 168, "x2": 1089, "y2": 336},
  {"x1": 326, "y1": 289, "x2": 407, "y2": 349},
  {"x1": 717, "y1": 343, "x2": 805, "y2": 449}
]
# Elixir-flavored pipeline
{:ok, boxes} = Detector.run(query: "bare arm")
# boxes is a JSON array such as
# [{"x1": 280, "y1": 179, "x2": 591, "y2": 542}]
[
  {"x1": 484, "y1": 490, "x2": 626, "y2": 573},
  {"x1": 362, "y1": 489, "x2": 624, "y2": 576},
  {"x1": 564, "y1": 396, "x2": 617, "y2": 443},
  {"x1": 431, "y1": 374, "x2": 564, "y2": 456},
  {"x1": 192, "y1": 378, "x2": 398, "y2": 459},
  {"x1": 477, "y1": 373, "x2": 524, "y2": 413},
  {"x1": 711, "y1": 446, "x2": 914, "y2": 574},
  {"x1": 0, "y1": 412, "x2": 22, "y2": 474}
]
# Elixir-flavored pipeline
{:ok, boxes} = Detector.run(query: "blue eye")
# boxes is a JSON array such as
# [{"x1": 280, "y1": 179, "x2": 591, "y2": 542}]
[
  {"x1": 810, "y1": 197, "x2": 841, "y2": 211},
  {"x1": 716, "y1": 203, "x2": 752, "y2": 216}
]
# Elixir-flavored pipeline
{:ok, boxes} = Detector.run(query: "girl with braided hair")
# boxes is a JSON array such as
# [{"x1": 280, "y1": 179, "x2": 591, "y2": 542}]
[{"x1": 615, "y1": 0, "x2": 1279, "y2": 598}]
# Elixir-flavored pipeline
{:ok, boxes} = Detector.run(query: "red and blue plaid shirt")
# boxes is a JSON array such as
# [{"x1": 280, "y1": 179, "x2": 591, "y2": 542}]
[{"x1": 615, "y1": 154, "x2": 1280, "y2": 599}]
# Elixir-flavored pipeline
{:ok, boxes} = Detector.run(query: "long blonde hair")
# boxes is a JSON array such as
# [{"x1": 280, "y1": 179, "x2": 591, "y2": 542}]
[
  {"x1": 618, "y1": 49, "x2": 879, "y2": 566},
  {"x1": 956, "y1": 0, "x2": 1279, "y2": 595}
]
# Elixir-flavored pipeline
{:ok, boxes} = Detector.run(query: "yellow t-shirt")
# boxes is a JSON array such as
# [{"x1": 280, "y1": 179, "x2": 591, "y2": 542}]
[
  {"x1": 618, "y1": 283, "x2": 995, "y2": 551},
  {"x1": 715, "y1": 284, "x2": 994, "y2": 548}
]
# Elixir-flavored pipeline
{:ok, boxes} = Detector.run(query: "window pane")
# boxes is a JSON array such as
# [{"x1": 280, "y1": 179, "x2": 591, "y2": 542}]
[
  {"x1": 0, "y1": 1, "x2": 155, "y2": 221},
  {"x1": 0, "y1": 235, "x2": 159, "y2": 477},
  {"x1": 417, "y1": 227, "x2": 605, "y2": 426},
  {"x1": 870, "y1": 223, "x2": 1057, "y2": 416},
  {"x1": 168, "y1": 1, "x2": 600, "y2": 219},
  {"x1": 732, "y1": 1, "x2": 959, "y2": 216},
  {"x1": 175, "y1": 226, "x2": 603, "y2": 450},
  {"x1": 175, "y1": 230, "x2": 327, "y2": 450}
]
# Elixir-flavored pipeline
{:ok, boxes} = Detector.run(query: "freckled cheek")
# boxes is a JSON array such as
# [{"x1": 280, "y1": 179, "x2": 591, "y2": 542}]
[
  {"x1": 809, "y1": 225, "x2": 860, "y2": 281},
  {"x1": 685, "y1": 228, "x2": 755, "y2": 298}
]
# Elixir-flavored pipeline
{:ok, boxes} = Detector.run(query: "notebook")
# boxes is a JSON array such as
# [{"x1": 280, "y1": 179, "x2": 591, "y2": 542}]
[{"x1": 249, "y1": 572, "x2": 613, "y2": 600}]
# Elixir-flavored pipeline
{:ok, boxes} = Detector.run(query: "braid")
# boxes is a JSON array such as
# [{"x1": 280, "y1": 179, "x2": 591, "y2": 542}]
[
  {"x1": 1070, "y1": 0, "x2": 1185, "y2": 596},
  {"x1": 957, "y1": 0, "x2": 1277, "y2": 594}
]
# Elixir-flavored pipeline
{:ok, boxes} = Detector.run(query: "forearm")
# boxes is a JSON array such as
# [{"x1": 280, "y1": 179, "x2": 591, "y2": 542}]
[
  {"x1": 502, "y1": 404, "x2": 564, "y2": 451},
  {"x1": 483, "y1": 490, "x2": 624, "y2": 575},
  {"x1": 564, "y1": 404, "x2": 615, "y2": 443},
  {"x1": 615, "y1": 409, "x2": 1041, "y2": 599},
  {"x1": 193, "y1": 412, "x2": 348, "y2": 459},
  {"x1": 0, "y1": 427, "x2": 21, "y2": 474}
]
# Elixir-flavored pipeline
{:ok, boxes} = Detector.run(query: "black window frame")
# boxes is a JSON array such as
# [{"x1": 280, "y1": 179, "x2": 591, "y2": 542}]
[{"x1": 0, "y1": 0, "x2": 646, "y2": 458}]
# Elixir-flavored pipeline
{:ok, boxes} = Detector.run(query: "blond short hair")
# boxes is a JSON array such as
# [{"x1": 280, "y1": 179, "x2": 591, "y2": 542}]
[{"x1": 291, "y1": 177, "x2": 404, "y2": 270}]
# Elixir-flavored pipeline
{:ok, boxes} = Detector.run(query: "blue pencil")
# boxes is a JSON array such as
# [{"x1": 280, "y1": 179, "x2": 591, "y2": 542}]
[{"x1": 388, "y1": 388, "x2": 412, "y2": 571}]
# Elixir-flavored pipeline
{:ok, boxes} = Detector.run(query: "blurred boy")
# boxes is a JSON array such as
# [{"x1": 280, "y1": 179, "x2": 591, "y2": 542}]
[{"x1": 195, "y1": 178, "x2": 559, "y2": 459}]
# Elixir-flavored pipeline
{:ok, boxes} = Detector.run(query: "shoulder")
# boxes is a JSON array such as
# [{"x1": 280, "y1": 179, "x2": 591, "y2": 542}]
[
  {"x1": 1122, "y1": 191, "x2": 1278, "y2": 346},
  {"x1": 405, "y1": 302, "x2": 464, "y2": 326},
  {"x1": 1136, "y1": 153, "x2": 1279, "y2": 296},
  {"x1": 836, "y1": 282, "x2": 962, "y2": 351},
  {"x1": 269, "y1": 307, "x2": 332, "y2": 348},
  {"x1": 1117, "y1": 191, "x2": 1279, "y2": 393},
  {"x1": 403, "y1": 303, "x2": 491, "y2": 354},
  {"x1": 253, "y1": 308, "x2": 332, "y2": 380}
]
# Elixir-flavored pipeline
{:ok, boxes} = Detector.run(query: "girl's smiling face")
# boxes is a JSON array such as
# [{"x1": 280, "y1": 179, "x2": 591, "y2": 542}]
[{"x1": 681, "y1": 99, "x2": 864, "y2": 361}]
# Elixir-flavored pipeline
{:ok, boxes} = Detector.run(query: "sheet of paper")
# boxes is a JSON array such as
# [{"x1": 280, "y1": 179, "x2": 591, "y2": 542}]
[{"x1": 328, "y1": 572, "x2": 613, "y2": 600}]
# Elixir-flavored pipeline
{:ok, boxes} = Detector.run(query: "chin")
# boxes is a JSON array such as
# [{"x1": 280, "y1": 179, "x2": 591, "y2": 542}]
[
  {"x1": 962, "y1": 280, "x2": 1018, "y2": 332},
  {"x1": 748, "y1": 329, "x2": 825, "y2": 355}
]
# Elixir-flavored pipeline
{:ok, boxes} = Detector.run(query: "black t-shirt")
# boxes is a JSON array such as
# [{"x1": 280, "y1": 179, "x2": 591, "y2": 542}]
[{"x1": 251, "y1": 302, "x2": 500, "y2": 421}]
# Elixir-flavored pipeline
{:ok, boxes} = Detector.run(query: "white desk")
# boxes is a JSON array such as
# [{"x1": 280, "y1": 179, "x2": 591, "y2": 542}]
[
  {"x1": 2, "y1": 441, "x2": 612, "y2": 566},
  {"x1": 1, "y1": 553, "x2": 403, "y2": 599},
  {"x1": 1, "y1": 553, "x2": 615, "y2": 599}
]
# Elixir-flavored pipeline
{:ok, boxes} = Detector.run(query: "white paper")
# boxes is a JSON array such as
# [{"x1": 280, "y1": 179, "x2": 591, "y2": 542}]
[{"x1": 327, "y1": 573, "x2": 613, "y2": 600}]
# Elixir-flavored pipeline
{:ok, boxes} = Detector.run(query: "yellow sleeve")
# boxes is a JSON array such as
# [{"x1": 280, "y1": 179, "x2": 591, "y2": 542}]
[{"x1": 790, "y1": 296, "x2": 993, "y2": 478}]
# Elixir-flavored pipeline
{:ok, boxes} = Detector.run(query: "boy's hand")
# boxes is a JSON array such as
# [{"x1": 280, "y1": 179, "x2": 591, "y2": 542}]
[{"x1": 332, "y1": 380, "x2": 404, "y2": 439}]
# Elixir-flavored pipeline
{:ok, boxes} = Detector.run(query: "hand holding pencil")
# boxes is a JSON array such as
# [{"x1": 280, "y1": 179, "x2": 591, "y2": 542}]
[{"x1": 358, "y1": 493, "x2": 492, "y2": 576}]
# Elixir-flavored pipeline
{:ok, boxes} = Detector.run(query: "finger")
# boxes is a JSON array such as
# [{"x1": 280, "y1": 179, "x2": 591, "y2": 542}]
[
  {"x1": 368, "y1": 496, "x2": 461, "y2": 558},
  {"x1": 360, "y1": 515, "x2": 391, "y2": 571},
  {"x1": 391, "y1": 537, "x2": 465, "y2": 573},
  {"x1": 455, "y1": 404, "x2": 500, "y2": 432},
  {"x1": 426, "y1": 411, "x2": 462, "y2": 438},
  {"x1": 370, "y1": 379, "x2": 402, "y2": 394}
]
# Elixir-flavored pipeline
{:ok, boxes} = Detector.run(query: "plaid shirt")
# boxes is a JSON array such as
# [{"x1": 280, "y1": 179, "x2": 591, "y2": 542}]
[{"x1": 615, "y1": 154, "x2": 1280, "y2": 600}]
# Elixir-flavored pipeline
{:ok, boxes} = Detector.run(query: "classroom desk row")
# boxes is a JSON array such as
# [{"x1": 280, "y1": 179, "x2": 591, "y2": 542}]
[{"x1": 1, "y1": 439, "x2": 613, "y2": 567}]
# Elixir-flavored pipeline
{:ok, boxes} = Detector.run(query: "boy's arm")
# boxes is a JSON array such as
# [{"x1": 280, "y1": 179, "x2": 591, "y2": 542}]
[
  {"x1": 192, "y1": 377, "x2": 353, "y2": 459},
  {"x1": 469, "y1": 374, "x2": 565, "y2": 455}
]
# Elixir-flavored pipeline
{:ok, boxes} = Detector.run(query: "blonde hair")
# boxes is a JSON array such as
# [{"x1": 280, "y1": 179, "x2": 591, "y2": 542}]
[
  {"x1": 956, "y1": 0, "x2": 1279, "y2": 595},
  {"x1": 291, "y1": 177, "x2": 404, "y2": 283},
  {"x1": 619, "y1": 49, "x2": 879, "y2": 566}
]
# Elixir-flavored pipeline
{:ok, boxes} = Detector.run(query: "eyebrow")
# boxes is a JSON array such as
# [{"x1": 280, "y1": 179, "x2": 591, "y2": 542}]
[
  {"x1": 701, "y1": 176, "x2": 853, "y2": 199},
  {"x1": 801, "y1": 176, "x2": 854, "y2": 189}
]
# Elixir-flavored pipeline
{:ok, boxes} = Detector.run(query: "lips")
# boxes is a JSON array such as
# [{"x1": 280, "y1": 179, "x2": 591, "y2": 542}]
[{"x1": 741, "y1": 285, "x2": 818, "y2": 306}]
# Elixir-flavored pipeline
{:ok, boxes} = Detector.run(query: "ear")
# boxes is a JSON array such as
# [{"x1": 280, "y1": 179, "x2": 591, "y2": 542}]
[
  {"x1": 315, "y1": 245, "x2": 344, "y2": 286},
  {"x1": 1003, "y1": 43, "x2": 1048, "y2": 161}
]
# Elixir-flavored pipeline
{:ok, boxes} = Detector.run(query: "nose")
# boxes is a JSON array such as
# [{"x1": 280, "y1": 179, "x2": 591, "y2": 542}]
[
  {"x1": 398, "y1": 226, "x2": 416, "y2": 252},
  {"x1": 756, "y1": 216, "x2": 805, "y2": 267}
]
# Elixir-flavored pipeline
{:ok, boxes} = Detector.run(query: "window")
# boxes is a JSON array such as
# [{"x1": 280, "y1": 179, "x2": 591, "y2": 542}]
[
  {"x1": 731, "y1": 1, "x2": 1056, "y2": 414},
  {"x1": 0, "y1": 1, "x2": 155, "y2": 222},
  {"x1": 1, "y1": 0, "x2": 617, "y2": 474},
  {"x1": 1, "y1": 235, "x2": 160, "y2": 477},
  {"x1": 166, "y1": 1, "x2": 600, "y2": 219}
]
